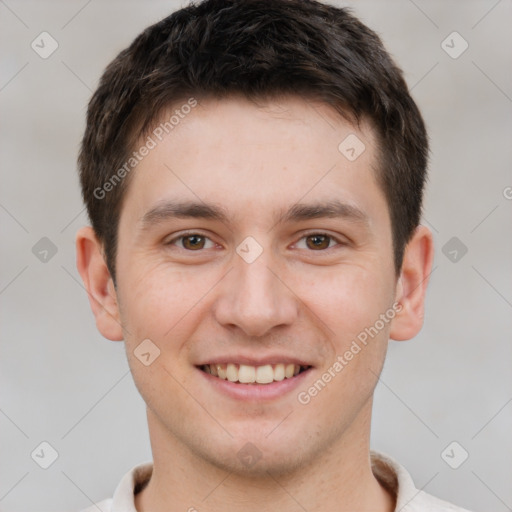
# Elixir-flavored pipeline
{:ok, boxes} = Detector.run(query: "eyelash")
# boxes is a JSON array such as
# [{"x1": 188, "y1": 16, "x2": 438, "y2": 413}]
[
  {"x1": 165, "y1": 231, "x2": 347, "y2": 252},
  {"x1": 167, "y1": 232, "x2": 217, "y2": 250},
  {"x1": 294, "y1": 232, "x2": 345, "y2": 250}
]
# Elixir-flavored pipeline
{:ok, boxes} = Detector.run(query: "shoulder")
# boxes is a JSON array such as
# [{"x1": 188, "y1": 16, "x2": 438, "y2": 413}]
[
  {"x1": 74, "y1": 461, "x2": 152, "y2": 512},
  {"x1": 371, "y1": 450, "x2": 474, "y2": 512}
]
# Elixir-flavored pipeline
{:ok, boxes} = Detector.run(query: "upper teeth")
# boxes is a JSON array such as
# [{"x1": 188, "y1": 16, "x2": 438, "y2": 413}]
[{"x1": 202, "y1": 363, "x2": 304, "y2": 384}]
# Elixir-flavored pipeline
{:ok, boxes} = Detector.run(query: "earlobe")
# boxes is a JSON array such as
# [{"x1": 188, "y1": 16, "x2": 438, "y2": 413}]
[
  {"x1": 389, "y1": 225, "x2": 434, "y2": 341},
  {"x1": 75, "y1": 226, "x2": 124, "y2": 341}
]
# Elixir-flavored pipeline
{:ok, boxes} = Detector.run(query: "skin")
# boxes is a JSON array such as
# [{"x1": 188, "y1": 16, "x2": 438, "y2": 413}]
[{"x1": 76, "y1": 95, "x2": 433, "y2": 512}]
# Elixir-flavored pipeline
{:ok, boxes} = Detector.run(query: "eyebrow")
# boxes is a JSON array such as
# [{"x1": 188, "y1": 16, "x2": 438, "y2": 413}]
[
  {"x1": 278, "y1": 200, "x2": 369, "y2": 226},
  {"x1": 139, "y1": 199, "x2": 370, "y2": 229},
  {"x1": 140, "y1": 200, "x2": 230, "y2": 227}
]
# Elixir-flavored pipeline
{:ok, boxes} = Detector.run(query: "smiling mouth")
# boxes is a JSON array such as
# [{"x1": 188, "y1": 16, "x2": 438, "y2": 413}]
[{"x1": 199, "y1": 363, "x2": 311, "y2": 384}]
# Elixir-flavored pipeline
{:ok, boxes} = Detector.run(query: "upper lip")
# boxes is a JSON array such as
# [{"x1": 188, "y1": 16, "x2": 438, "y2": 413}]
[{"x1": 196, "y1": 354, "x2": 313, "y2": 367}]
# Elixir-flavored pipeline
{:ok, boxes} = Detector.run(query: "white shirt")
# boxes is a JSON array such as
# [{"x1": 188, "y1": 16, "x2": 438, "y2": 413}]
[{"x1": 80, "y1": 451, "x2": 473, "y2": 512}]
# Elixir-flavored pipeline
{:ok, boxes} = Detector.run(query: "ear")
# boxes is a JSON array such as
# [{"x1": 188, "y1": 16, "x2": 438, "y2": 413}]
[
  {"x1": 389, "y1": 225, "x2": 434, "y2": 341},
  {"x1": 75, "y1": 226, "x2": 124, "y2": 341}
]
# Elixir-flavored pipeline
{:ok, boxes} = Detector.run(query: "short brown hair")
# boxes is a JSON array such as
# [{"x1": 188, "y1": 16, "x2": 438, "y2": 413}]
[{"x1": 79, "y1": 0, "x2": 428, "y2": 283}]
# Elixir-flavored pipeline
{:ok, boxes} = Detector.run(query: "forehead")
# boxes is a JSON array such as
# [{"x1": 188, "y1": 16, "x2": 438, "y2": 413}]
[{"x1": 119, "y1": 95, "x2": 387, "y2": 230}]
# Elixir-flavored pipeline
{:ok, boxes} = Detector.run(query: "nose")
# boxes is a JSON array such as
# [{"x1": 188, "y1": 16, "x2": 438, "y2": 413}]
[{"x1": 212, "y1": 249, "x2": 299, "y2": 338}]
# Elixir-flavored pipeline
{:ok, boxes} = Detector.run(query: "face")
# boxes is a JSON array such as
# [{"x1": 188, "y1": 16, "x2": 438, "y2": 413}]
[{"x1": 103, "y1": 96, "x2": 402, "y2": 474}]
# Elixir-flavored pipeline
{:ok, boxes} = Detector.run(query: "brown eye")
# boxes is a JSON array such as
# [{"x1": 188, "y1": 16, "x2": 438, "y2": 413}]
[
  {"x1": 166, "y1": 233, "x2": 216, "y2": 251},
  {"x1": 182, "y1": 234, "x2": 206, "y2": 250},
  {"x1": 305, "y1": 234, "x2": 332, "y2": 250}
]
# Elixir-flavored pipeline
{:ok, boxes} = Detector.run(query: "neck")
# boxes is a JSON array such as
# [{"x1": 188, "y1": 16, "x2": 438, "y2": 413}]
[{"x1": 135, "y1": 401, "x2": 395, "y2": 512}]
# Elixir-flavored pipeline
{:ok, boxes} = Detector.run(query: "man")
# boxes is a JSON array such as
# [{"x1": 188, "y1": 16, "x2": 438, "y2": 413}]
[{"x1": 76, "y1": 0, "x2": 471, "y2": 510}]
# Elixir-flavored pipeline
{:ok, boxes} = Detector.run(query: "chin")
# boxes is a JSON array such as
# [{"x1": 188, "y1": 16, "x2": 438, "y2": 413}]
[
  {"x1": 189, "y1": 426, "x2": 319, "y2": 478},
  {"x1": 206, "y1": 445, "x2": 309, "y2": 478}
]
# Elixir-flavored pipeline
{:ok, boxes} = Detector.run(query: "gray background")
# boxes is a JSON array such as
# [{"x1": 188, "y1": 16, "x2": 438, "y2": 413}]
[{"x1": 1, "y1": 1, "x2": 511, "y2": 511}]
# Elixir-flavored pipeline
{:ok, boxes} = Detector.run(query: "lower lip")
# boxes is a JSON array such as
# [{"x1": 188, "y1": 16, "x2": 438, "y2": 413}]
[{"x1": 197, "y1": 367, "x2": 313, "y2": 401}]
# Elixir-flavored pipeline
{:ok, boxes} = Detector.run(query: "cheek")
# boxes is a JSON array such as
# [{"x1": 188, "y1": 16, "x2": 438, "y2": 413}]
[
  {"x1": 293, "y1": 266, "x2": 392, "y2": 419},
  {"x1": 117, "y1": 265, "x2": 212, "y2": 411},
  {"x1": 117, "y1": 262, "x2": 222, "y2": 350},
  {"x1": 291, "y1": 262, "x2": 393, "y2": 343},
  {"x1": 289, "y1": 262, "x2": 394, "y2": 401}
]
